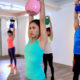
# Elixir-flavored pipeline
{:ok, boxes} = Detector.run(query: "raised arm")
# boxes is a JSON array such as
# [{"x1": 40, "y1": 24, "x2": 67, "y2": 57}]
[
  {"x1": 74, "y1": 0, "x2": 80, "y2": 30},
  {"x1": 39, "y1": 0, "x2": 47, "y2": 43},
  {"x1": 28, "y1": 15, "x2": 33, "y2": 39},
  {"x1": 8, "y1": 27, "x2": 11, "y2": 31},
  {"x1": 12, "y1": 24, "x2": 15, "y2": 40},
  {"x1": 48, "y1": 16, "x2": 53, "y2": 40}
]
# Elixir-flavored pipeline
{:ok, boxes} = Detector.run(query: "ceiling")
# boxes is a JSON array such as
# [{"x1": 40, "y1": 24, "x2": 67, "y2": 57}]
[
  {"x1": 0, "y1": 0, "x2": 75, "y2": 8},
  {"x1": 0, "y1": 0, "x2": 75, "y2": 17},
  {"x1": 11, "y1": 0, "x2": 75, "y2": 6}
]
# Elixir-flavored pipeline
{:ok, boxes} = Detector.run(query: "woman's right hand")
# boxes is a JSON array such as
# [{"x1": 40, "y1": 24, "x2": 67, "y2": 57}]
[
  {"x1": 45, "y1": 16, "x2": 50, "y2": 19},
  {"x1": 48, "y1": 16, "x2": 50, "y2": 21}
]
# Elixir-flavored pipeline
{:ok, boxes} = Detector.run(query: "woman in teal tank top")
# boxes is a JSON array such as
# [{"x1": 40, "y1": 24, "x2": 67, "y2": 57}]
[{"x1": 24, "y1": 0, "x2": 47, "y2": 80}]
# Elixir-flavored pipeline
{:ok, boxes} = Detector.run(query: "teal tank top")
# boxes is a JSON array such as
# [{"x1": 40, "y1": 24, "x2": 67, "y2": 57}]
[
  {"x1": 24, "y1": 39, "x2": 45, "y2": 80},
  {"x1": 73, "y1": 27, "x2": 80, "y2": 55}
]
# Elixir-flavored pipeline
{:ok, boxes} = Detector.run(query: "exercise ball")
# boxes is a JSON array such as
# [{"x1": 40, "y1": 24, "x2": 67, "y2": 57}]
[
  {"x1": 45, "y1": 18, "x2": 50, "y2": 25},
  {"x1": 25, "y1": 0, "x2": 40, "y2": 15},
  {"x1": 10, "y1": 24, "x2": 14, "y2": 28},
  {"x1": 75, "y1": 3, "x2": 80, "y2": 13}
]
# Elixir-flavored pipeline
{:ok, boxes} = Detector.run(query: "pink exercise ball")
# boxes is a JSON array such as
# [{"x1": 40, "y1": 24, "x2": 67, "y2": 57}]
[{"x1": 25, "y1": 0, "x2": 40, "y2": 16}]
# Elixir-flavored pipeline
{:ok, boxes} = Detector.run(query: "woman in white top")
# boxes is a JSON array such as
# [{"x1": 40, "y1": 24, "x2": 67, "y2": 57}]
[{"x1": 43, "y1": 16, "x2": 54, "y2": 80}]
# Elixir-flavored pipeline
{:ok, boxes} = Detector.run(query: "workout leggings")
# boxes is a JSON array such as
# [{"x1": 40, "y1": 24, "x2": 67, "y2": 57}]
[
  {"x1": 43, "y1": 53, "x2": 54, "y2": 80},
  {"x1": 73, "y1": 54, "x2": 80, "y2": 80},
  {"x1": 8, "y1": 47, "x2": 16, "y2": 66}
]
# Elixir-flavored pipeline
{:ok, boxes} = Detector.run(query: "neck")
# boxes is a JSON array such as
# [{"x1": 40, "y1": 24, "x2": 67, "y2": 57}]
[
  {"x1": 9, "y1": 36, "x2": 11, "y2": 37},
  {"x1": 32, "y1": 37, "x2": 37, "y2": 40}
]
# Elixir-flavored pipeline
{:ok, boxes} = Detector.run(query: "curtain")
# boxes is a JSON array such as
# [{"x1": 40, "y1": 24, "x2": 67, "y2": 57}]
[{"x1": 0, "y1": 18, "x2": 2, "y2": 56}]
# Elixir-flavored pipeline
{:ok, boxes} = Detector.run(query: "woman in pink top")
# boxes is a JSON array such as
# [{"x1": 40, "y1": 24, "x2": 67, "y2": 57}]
[{"x1": 7, "y1": 26, "x2": 17, "y2": 69}]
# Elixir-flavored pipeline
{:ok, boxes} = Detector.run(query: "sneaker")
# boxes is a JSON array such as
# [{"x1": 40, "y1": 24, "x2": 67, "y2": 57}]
[
  {"x1": 12, "y1": 66, "x2": 17, "y2": 69},
  {"x1": 8, "y1": 64, "x2": 13, "y2": 67}
]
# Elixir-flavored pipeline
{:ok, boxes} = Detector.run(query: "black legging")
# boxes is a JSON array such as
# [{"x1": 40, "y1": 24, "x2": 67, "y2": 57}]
[
  {"x1": 8, "y1": 47, "x2": 16, "y2": 66},
  {"x1": 73, "y1": 71, "x2": 80, "y2": 80},
  {"x1": 43, "y1": 53, "x2": 54, "y2": 80},
  {"x1": 73, "y1": 54, "x2": 80, "y2": 80}
]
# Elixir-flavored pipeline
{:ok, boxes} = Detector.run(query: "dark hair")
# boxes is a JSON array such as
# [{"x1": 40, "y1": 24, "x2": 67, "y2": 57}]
[
  {"x1": 7, "y1": 30, "x2": 13, "y2": 35},
  {"x1": 30, "y1": 19, "x2": 40, "y2": 28},
  {"x1": 46, "y1": 27, "x2": 50, "y2": 32}
]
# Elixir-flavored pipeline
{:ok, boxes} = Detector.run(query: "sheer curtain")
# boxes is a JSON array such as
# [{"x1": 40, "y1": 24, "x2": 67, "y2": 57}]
[
  {"x1": 1, "y1": 18, "x2": 8, "y2": 56},
  {"x1": 0, "y1": 18, "x2": 2, "y2": 56},
  {"x1": 17, "y1": 16, "x2": 28, "y2": 55}
]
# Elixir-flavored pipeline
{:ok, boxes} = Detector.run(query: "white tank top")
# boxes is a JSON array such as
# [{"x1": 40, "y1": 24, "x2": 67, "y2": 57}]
[{"x1": 44, "y1": 37, "x2": 53, "y2": 54}]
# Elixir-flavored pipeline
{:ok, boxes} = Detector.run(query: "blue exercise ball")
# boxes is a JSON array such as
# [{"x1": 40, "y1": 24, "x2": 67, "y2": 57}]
[
  {"x1": 10, "y1": 24, "x2": 14, "y2": 28},
  {"x1": 75, "y1": 4, "x2": 80, "y2": 13}
]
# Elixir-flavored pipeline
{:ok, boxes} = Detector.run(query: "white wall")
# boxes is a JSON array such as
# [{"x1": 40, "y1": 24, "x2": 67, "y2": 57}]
[{"x1": 51, "y1": 3, "x2": 74, "y2": 66}]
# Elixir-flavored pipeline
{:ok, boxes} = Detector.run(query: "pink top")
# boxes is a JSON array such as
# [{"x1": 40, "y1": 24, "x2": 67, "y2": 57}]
[{"x1": 7, "y1": 37, "x2": 14, "y2": 48}]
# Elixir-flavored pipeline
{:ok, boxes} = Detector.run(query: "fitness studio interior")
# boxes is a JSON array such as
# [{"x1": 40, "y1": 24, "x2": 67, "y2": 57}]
[{"x1": 0, "y1": 0, "x2": 80, "y2": 80}]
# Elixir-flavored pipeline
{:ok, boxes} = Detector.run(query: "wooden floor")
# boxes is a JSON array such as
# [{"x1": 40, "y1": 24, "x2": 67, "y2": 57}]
[{"x1": 0, "y1": 58, "x2": 80, "y2": 80}]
